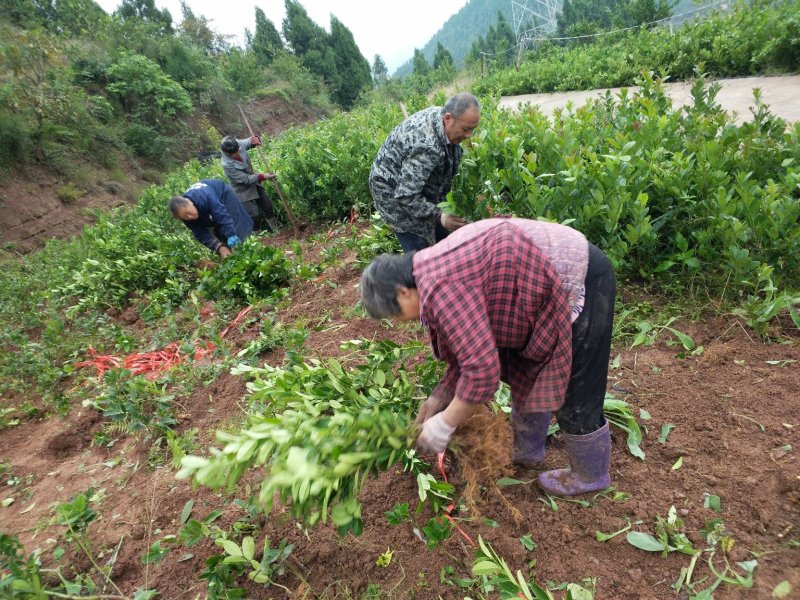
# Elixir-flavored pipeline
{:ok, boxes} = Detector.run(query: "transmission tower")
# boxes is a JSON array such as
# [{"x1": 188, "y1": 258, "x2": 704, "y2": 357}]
[{"x1": 512, "y1": 0, "x2": 563, "y2": 51}]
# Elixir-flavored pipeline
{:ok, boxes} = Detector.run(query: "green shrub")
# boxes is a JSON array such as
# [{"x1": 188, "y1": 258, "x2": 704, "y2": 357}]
[
  {"x1": 475, "y1": 1, "x2": 800, "y2": 96},
  {"x1": 199, "y1": 238, "x2": 293, "y2": 303},
  {"x1": 263, "y1": 101, "x2": 403, "y2": 221},
  {"x1": 0, "y1": 111, "x2": 31, "y2": 169},
  {"x1": 58, "y1": 182, "x2": 87, "y2": 203},
  {"x1": 454, "y1": 74, "x2": 800, "y2": 302}
]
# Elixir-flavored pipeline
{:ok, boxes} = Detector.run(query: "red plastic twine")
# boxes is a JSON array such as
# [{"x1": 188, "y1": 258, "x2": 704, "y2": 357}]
[
  {"x1": 437, "y1": 451, "x2": 475, "y2": 547},
  {"x1": 76, "y1": 305, "x2": 254, "y2": 380}
]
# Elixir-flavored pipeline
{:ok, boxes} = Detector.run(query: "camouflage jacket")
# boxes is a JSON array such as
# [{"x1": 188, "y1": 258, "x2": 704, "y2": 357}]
[
  {"x1": 369, "y1": 106, "x2": 462, "y2": 244},
  {"x1": 221, "y1": 138, "x2": 261, "y2": 202}
]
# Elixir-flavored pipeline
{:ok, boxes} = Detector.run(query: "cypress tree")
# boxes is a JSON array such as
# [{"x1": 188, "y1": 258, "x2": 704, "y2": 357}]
[{"x1": 329, "y1": 16, "x2": 371, "y2": 108}]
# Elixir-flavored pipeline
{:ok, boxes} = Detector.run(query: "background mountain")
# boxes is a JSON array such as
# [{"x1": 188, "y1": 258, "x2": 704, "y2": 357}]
[{"x1": 394, "y1": 0, "x2": 513, "y2": 77}]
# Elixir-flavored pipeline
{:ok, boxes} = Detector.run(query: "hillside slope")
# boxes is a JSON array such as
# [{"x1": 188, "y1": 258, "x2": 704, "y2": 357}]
[
  {"x1": 394, "y1": 0, "x2": 513, "y2": 76},
  {"x1": 0, "y1": 94, "x2": 320, "y2": 254}
]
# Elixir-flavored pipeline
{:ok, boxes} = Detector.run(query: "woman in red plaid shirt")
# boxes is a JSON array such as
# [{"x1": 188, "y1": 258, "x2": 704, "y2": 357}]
[{"x1": 360, "y1": 218, "x2": 616, "y2": 496}]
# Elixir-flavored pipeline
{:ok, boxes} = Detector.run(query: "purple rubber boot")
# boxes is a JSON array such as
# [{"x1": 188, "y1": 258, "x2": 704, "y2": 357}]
[
  {"x1": 512, "y1": 410, "x2": 551, "y2": 466},
  {"x1": 538, "y1": 421, "x2": 611, "y2": 496}
]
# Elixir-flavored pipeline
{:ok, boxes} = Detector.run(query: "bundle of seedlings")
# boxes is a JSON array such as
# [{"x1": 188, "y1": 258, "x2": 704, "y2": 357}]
[{"x1": 178, "y1": 340, "x2": 426, "y2": 535}]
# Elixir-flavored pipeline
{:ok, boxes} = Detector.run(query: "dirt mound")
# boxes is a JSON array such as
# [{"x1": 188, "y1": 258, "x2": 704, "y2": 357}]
[{"x1": 0, "y1": 172, "x2": 137, "y2": 254}]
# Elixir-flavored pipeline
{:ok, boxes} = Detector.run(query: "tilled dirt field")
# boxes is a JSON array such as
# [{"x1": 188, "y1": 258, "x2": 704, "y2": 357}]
[{"x1": 1, "y1": 239, "x2": 798, "y2": 598}]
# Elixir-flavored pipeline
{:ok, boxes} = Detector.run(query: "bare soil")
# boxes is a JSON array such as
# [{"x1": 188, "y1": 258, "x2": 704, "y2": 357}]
[{"x1": 1, "y1": 230, "x2": 798, "y2": 598}]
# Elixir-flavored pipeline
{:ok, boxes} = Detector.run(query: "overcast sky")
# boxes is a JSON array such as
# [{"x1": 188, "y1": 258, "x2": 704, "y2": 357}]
[{"x1": 95, "y1": 0, "x2": 469, "y2": 72}]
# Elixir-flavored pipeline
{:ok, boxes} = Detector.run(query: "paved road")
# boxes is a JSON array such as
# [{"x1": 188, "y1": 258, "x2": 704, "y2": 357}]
[{"x1": 498, "y1": 75, "x2": 800, "y2": 124}]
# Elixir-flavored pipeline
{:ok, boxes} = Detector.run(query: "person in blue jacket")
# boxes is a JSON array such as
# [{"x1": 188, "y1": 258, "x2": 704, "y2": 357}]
[{"x1": 169, "y1": 179, "x2": 253, "y2": 258}]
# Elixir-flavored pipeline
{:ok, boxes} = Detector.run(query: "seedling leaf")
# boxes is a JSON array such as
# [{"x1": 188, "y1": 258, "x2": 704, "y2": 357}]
[
  {"x1": 703, "y1": 494, "x2": 721, "y2": 512},
  {"x1": 772, "y1": 580, "x2": 792, "y2": 598},
  {"x1": 659, "y1": 423, "x2": 675, "y2": 443},
  {"x1": 672, "y1": 456, "x2": 684, "y2": 470},
  {"x1": 472, "y1": 560, "x2": 499, "y2": 576},
  {"x1": 179, "y1": 499, "x2": 193, "y2": 524},
  {"x1": 627, "y1": 531, "x2": 666, "y2": 552},
  {"x1": 520, "y1": 534, "x2": 537, "y2": 551},
  {"x1": 497, "y1": 477, "x2": 531, "y2": 486}
]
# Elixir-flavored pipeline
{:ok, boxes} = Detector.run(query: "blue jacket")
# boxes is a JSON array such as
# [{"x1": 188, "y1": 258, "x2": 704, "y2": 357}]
[{"x1": 181, "y1": 179, "x2": 254, "y2": 252}]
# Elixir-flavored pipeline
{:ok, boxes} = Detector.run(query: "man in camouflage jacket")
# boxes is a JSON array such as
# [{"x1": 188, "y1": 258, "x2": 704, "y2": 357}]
[{"x1": 369, "y1": 92, "x2": 480, "y2": 252}]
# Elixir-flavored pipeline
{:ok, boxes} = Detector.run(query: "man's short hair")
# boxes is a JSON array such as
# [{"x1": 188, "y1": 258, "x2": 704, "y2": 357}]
[
  {"x1": 444, "y1": 92, "x2": 480, "y2": 118},
  {"x1": 360, "y1": 253, "x2": 416, "y2": 319},
  {"x1": 220, "y1": 135, "x2": 239, "y2": 155},
  {"x1": 169, "y1": 195, "x2": 191, "y2": 217}
]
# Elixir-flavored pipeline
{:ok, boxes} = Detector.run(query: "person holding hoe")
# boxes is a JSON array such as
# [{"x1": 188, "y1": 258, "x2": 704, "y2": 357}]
[
  {"x1": 220, "y1": 134, "x2": 280, "y2": 232},
  {"x1": 359, "y1": 218, "x2": 617, "y2": 496},
  {"x1": 169, "y1": 179, "x2": 253, "y2": 259}
]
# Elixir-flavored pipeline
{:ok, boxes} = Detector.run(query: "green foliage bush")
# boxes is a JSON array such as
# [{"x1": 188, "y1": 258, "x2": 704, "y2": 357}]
[
  {"x1": 199, "y1": 238, "x2": 292, "y2": 303},
  {"x1": 453, "y1": 75, "x2": 800, "y2": 301},
  {"x1": 263, "y1": 101, "x2": 403, "y2": 221},
  {"x1": 105, "y1": 52, "x2": 193, "y2": 125},
  {"x1": 0, "y1": 111, "x2": 30, "y2": 169},
  {"x1": 475, "y1": 1, "x2": 800, "y2": 96}
]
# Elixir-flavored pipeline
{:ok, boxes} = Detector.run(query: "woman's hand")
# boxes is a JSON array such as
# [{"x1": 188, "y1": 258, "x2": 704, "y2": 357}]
[{"x1": 415, "y1": 394, "x2": 449, "y2": 426}]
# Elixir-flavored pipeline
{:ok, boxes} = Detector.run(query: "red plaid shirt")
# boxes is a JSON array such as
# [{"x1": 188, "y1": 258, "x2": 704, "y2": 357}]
[{"x1": 413, "y1": 221, "x2": 573, "y2": 412}]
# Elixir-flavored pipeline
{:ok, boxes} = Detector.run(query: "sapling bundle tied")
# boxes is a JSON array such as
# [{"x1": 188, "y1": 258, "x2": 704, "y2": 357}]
[{"x1": 178, "y1": 340, "x2": 427, "y2": 535}]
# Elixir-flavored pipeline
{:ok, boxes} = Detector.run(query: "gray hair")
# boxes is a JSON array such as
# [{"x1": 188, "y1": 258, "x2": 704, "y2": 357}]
[
  {"x1": 444, "y1": 92, "x2": 480, "y2": 118},
  {"x1": 169, "y1": 195, "x2": 191, "y2": 217},
  {"x1": 360, "y1": 253, "x2": 416, "y2": 319}
]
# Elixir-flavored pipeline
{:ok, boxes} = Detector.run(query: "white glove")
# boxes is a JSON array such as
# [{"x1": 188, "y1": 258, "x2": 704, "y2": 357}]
[
  {"x1": 440, "y1": 212, "x2": 466, "y2": 231},
  {"x1": 415, "y1": 394, "x2": 449, "y2": 426},
  {"x1": 416, "y1": 412, "x2": 456, "y2": 454}
]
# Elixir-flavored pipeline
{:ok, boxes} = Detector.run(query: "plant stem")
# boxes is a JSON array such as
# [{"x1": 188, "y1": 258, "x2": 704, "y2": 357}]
[
  {"x1": 45, "y1": 591, "x2": 130, "y2": 599},
  {"x1": 71, "y1": 528, "x2": 125, "y2": 598},
  {"x1": 45, "y1": 590, "x2": 130, "y2": 600}
]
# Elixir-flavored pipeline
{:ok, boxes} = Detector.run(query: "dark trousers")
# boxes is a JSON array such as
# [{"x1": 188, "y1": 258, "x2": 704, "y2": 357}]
[
  {"x1": 395, "y1": 222, "x2": 450, "y2": 253},
  {"x1": 243, "y1": 187, "x2": 276, "y2": 230},
  {"x1": 255, "y1": 186, "x2": 276, "y2": 220},
  {"x1": 555, "y1": 243, "x2": 617, "y2": 435}
]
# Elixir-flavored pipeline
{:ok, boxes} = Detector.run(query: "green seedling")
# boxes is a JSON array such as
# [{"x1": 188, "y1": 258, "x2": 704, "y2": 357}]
[
  {"x1": 595, "y1": 520, "x2": 632, "y2": 542},
  {"x1": 703, "y1": 494, "x2": 721, "y2": 512},
  {"x1": 539, "y1": 492, "x2": 593, "y2": 511},
  {"x1": 627, "y1": 506, "x2": 696, "y2": 557},
  {"x1": 658, "y1": 423, "x2": 676, "y2": 443},
  {"x1": 180, "y1": 340, "x2": 451, "y2": 536},
  {"x1": 520, "y1": 534, "x2": 537, "y2": 551},
  {"x1": 421, "y1": 517, "x2": 453, "y2": 550},
  {"x1": 440, "y1": 565, "x2": 477, "y2": 589},
  {"x1": 385, "y1": 502, "x2": 410, "y2": 526},
  {"x1": 375, "y1": 547, "x2": 393, "y2": 567},
  {"x1": 470, "y1": 536, "x2": 554, "y2": 599},
  {"x1": 214, "y1": 535, "x2": 293, "y2": 589}
]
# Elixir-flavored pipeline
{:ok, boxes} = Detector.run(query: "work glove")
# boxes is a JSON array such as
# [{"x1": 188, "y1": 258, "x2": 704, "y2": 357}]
[
  {"x1": 226, "y1": 235, "x2": 241, "y2": 248},
  {"x1": 416, "y1": 412, "x2": 456, "y2": 455},
  {"x1": 415, "y1": 394, "x2": 449, "y2": 427},
  {"x1": 257, "y1": 172, "x2": 275, "y2": 182},
  {"x1": 249, "y1": 135, "x2": 261, "y2": 146},
  {"x1": 440, "y1": 212, "x2": 466, "y2": 231}
]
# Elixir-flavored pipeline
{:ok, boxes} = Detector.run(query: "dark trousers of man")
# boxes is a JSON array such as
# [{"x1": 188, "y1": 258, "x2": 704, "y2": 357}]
[
  {"x1": 243, "y1": 186, "x2": 276, "y2": 230},
  {"x1": 395, "y1": 222, "x2": 450, "y2": 253},
  {"x1": 555, "y1": 243, "x2": 617, "y2": 435}
]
